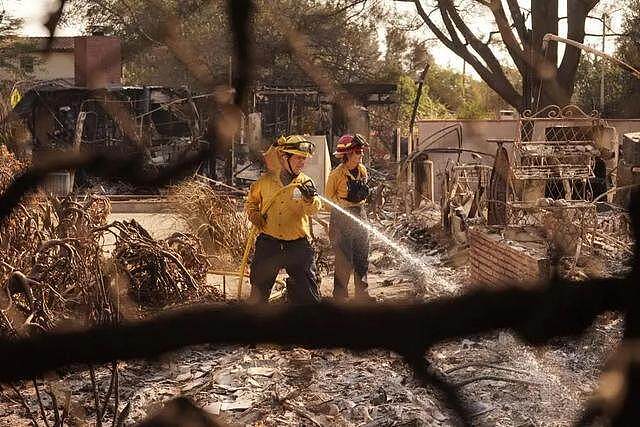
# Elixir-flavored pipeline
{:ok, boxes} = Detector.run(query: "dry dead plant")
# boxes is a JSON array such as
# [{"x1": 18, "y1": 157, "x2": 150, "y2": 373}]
[
  {"x1": 99, "y1": 220, "x2": 222, "y2": 308},
  {"x1": 169, "y1": 178, "x2": 248, "y2": 268}
]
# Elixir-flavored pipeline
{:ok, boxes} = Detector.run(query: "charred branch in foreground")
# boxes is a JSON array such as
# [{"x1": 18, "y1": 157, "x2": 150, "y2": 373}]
[{"x1": 0, "y1": 277, "x2": 630, "y2": 383}]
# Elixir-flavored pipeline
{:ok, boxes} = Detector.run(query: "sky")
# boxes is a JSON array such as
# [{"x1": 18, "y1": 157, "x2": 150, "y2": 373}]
[
  {"x1": 1, "y1": 0, "x2": 78, "y2": 36},
  {"x1": 392, "y1": 0, "x2": 626, "y2": 76},
  {"x1": 0, "y1": 0, "x2": 628, "y2": 78}
]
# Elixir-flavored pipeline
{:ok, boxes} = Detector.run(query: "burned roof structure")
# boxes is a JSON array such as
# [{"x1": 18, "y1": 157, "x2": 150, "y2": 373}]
[
  {"x1": 9, "y1": 85, "x2": 205, "y2": 163},
  {"x1": 252, "y1": 83, "x2": 397, "y2": 138}
]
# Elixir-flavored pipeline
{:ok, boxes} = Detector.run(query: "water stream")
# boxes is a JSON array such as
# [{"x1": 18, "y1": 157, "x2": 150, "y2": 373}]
[{"x1": 318, "y1": 195, "x2": 443, "y2": 288}]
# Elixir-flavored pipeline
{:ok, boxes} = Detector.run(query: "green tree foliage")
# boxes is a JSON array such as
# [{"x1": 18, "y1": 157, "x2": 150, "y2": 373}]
[
  {"x1": 573, "y1": 57, "x2": 625, "y2": 116},
  {"x1": 573, "y1": 1, "x2": 640, "y2": 118},
  {"x1": 0, "y1": 11, "x2": 32, "y2": 154},
  {"x1": 397, "y1": 74, "x2": 451, "y2": 127},
  {"x1": 422, "y1": 65, "x2": 513, "y2": 120},
  {"x1": 612, "y1": 0, "x2": 640, "y2": 117},
  {"x1": 66, "y1": 0, "x2": 386, "y2": 89},
  {"x1": 0, "y1": 11, "x2": 30, "y2": 78}
]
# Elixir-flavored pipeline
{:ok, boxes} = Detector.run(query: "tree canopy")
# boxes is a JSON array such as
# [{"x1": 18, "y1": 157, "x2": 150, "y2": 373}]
[
  {"x1": 0, "y1": 11, "x2": 29, "y2": 78},
  {"x1": 394, "y1": 0, "x2": 601, "y2": 112},
  {"x1": 66, "y1": 0, "x2": 392, "y2": 89},
  {"x1": 573, "y1": 0, "x2": 640, "y2": 117},
  {"x1": 64, "y1": 0, "x2": 513, "y2": 124}
]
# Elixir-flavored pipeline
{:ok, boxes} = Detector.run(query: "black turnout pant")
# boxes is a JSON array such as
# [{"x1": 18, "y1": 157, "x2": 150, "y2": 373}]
[
  {"x1": 249, "y1": 234, "x2": 320, "y2": 304},
  {"x1": 330, "y1": 205, "x2": 370, "y2": 300}
]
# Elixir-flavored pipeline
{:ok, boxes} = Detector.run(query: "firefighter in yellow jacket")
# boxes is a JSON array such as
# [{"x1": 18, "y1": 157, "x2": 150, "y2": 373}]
[
  {"x1": 325, "y1": 134, "x2": 372, "y2": 301},
  {"x1": 244, "y1": 135, "x2": 322, "y2": 303}
]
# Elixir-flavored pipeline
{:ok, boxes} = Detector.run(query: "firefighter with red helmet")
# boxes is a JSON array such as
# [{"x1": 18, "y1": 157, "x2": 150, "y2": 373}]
[{"x1": 325, "y1": 133, "x2": 373, "y2": 301}]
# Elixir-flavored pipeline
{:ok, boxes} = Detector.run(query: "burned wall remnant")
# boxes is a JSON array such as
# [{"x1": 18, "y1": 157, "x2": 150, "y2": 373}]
[
  {"x1": 74, "y1": 36, "x2": 122, "y2": 89},
  {"x1": 6, "y1": 85, "x2": 209, "y2": 190},
  {"x1": 469, "y1": 228, "x2": 550, "y2": 287}
]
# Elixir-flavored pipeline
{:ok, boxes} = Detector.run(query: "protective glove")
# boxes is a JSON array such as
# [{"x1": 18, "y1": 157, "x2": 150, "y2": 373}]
[
  {"x1": 298, "y1": 179, "x2": 318, "y2": 201},
  {"x1": 345, "y1": 178, "x2": 370, "y2": 203}
]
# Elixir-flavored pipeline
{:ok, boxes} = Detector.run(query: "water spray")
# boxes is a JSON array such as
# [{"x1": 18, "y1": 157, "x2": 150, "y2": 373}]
[
  {"x1": 236, "y1": 183, "x2": 452, "y2": 300},
  {"x1": 318, "y1": 195, "x2": 442, "y2": 287}
]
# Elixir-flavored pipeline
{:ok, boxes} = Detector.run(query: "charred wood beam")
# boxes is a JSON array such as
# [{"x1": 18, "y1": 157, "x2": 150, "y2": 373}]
[
  {"x1": 0, "y1": 277, "x2": 630, "y2": 383},
  {"x1": 228, "y1": 0, "x2": 254, "y2": 106}
]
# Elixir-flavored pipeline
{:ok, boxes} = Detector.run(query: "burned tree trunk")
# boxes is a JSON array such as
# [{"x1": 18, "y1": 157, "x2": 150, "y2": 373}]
[{"x1": 406, "y1": 0, "x2": 598, "y2": 113}]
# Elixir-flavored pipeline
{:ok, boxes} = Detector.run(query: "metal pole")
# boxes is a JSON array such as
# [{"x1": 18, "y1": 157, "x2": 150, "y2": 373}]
[
  {"x1": 600, "y1": 13, "x2": 607, "y2": 115},
  {"x1": 409, "y1": 63, "x2": 430, "y2": 140},
  {"x1": 462, "y1": 60, "x2": 466, "y2": 100},
  {"x1": 395, "y1": 128, "x2": 401, "y2": 171},
  {"x1": 406, "y1": 132, "x2": 414, "y2": 214},
  {"x1": 542, "y1": 34, "x2": 640, "y2": 80},
  {"x1": 395, "y1": 128, "x2": 402, "y2": 216}
]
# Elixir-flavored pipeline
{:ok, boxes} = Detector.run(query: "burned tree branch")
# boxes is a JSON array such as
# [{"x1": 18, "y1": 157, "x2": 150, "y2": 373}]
[
  {"x1": 557, "y1": 0, "x2": 598, "y2": 93},
  {"x1": 505, "y1": 0, "x2": 528, "y2": 44},
  {"x1": 489, "y1": 0, "x2": 527, "y2": 73},
  {"x1": 403, "y1": 351, "x2": 473, "y2": 426},
  {"x1": 406, "y1": 0, "x2": 522, "y2": 108},
  {"x1": 0, "y1": 278, "x2": 630, "y2": 383}
]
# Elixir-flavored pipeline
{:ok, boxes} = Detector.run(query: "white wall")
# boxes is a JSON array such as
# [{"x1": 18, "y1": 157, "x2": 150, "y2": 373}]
[
  {"x1": 32, "y1": 52, "x2": 75, "y2": 80},
  {"x1": 303, "y1": 135, "x2": 331, "y2": 195},
  {"x1": 417, "y1": 118, "x2": 640, "y2": 201},
  {"x1": 0, "y1": 52, "x2": 74, "y2": 81}
]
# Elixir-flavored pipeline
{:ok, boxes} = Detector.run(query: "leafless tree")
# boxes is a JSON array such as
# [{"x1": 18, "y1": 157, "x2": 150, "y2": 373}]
[{"x1": 396, "y1": 0, "x2": 601, "y2": 111}]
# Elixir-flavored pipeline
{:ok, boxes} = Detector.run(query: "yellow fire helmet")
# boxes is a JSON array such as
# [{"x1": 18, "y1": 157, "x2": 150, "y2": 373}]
[{"x1": 275, "y1": 135, "x2": 316, "y2": 158}]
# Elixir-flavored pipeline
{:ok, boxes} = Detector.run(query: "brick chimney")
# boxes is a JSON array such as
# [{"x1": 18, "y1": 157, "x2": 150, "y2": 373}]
[{"x1": 74, "y1": 36, "x2": 122, "y2": 88}]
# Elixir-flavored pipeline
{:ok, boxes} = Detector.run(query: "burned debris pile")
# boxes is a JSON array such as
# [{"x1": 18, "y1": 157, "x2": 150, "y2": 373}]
[
  {"x1": 0, "y1": 148, "x2": 110, "y2": 334},
  {"x1": 429, "y1": 106, "x2": 636, "y2": 286},
  {"x1": 0, "y1": 149, "x2": 220, "y2": 337},
  {"x1": 0, "y1": 146, "x2": 225, "y2": 425},
  {"x1": 105, "y1": 220, "x2": 221, "y2": 308}
]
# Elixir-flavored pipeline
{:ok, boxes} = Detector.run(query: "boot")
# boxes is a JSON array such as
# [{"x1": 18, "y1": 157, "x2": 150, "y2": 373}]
[{"x1": 354, "y1": 290, "x2": 376, "y2": 303}]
